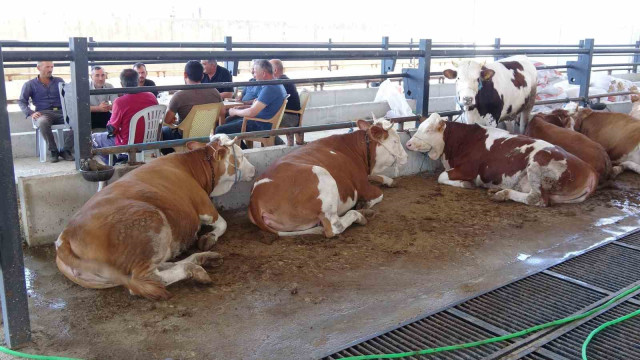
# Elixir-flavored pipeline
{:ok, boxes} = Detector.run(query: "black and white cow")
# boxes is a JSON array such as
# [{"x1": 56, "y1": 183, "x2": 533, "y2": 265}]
[{"x1": 443, "y1": 55, "x2": 537, "y2": 134}]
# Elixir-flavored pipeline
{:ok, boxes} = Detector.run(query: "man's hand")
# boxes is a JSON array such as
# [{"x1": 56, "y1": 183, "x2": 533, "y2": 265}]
[
  {"x1": 228, "y1": 108, "x2": 238, "y2": 117},
  {"x1": 31, "y1": 112, "x2": 42, "y2": 120},
  {"x1": 97, "y1": 101, "x2": 111, "y2": 112}
]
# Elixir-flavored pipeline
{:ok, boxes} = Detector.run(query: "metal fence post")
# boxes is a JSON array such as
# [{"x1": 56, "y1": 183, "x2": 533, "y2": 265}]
[
  {"x1": 328, "y1": 38, "x2": 332, "y2": 72},
  {"x1": 402, "y1": 39, "x2": 431, "y2": 127},
  {"x1": 69, "y1": 37, "x2": 92, "y2": 169},
  {"x1": 567, "y1": 38, "x2": 594, "y2": 107},
  {"x1": 224, "y1": 36, "x2": 237, "y2": 76},
  {"x1": 494, "y1": 38, "x2": 501, "y2": 61},
  {"x1": 381, "y1": 36, "x2": 395, "y2": 75},
  {"x1": 0, "y1": 45, "x2": 31, "y2": 349},
  {"x1": 633, "y1": 40, "x2": 640, "y2": 73}
]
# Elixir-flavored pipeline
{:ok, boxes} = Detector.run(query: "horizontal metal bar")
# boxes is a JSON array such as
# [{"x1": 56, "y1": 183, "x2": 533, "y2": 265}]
[
  {"x1": 534, "y1": 96, "x2": 586, "y2": 105},
  {"x1": 86, "y1": 50, "x2": 425, "y2": 62},
  {"x1": 0, "y1": 41, "x2": 69, "y2": 48},
  {"x1": 589, "y1": 91, "x2": 636, "y2": 99},
  {"x1": 89, "y1": 73, "x2": 407, "y2": 95},
  {"x1": 536, "y1": 65, "x2": 570, "y2": 70},
  {"x1": 430, "y1": 49, "x2": 589, "y2": 57},
  {"x1": 591, "y1": 62, "x2": 640, "y2": 67},
  {"x1": 1, "y1": 51, "x2": 73, "y2": 62},
  {"x1": 91, "y1": 116, "x2": 420, "y2": 155},
  {"x1": 593, "y1": 48, "x2": 640, "y2": 54}
]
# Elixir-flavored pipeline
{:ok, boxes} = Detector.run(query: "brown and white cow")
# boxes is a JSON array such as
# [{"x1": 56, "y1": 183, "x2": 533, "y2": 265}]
[
  {"x1": 443, "y1": 55, "x2": 537, "y2": 134},
  {"x1": 553, "y1": 108, "x2": 640, "y2": 175},
  {"x1": 55, "y1": 134, "x2": 255, "y2": 300},
  {"x1": 406, "y1": 113, "x2": 597, "y2": 206},
  {"x1": 525, "y1": 112, "x2": 620, "y2": 184},
  {"x1": 248, "y1": 118, "x2": 407, "y2": 237}
]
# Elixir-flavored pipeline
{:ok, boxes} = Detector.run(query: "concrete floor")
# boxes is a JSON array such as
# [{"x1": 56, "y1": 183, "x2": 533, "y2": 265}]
[{"x1": 5, "y1": 170, "x2": 640, "y2": 360}]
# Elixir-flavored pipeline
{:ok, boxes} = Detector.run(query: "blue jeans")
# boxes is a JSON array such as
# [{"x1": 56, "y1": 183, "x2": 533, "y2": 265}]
[
  {"x1": 215, "y1": 117, "x2": 269, "y2": 135},
  {"x1": 91, "y1": 132, "x2": 116, "y2": 164}
]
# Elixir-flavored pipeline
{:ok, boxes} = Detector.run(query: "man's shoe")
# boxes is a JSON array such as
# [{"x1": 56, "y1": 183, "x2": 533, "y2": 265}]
[
  {"x1": 49, "y1": 150, "x2": 60, "y2": 163},
  {"x1": 60, "y1": 150, "x2": 75, "y2": 161}
]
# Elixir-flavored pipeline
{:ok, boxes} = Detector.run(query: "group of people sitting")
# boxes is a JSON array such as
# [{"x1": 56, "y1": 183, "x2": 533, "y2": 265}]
[{"x1": 18, "y1": 58, "x2": 302, "y2": 164}]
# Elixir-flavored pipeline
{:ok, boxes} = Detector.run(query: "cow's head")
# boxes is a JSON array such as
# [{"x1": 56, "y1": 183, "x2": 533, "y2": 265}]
[
  {"x1": 357, "y1": 118, "x2": 408, "y2": 175},
  {"x1": 548, "y1": 109, "x2": 575, "y2": 129},
  {"x1": 443, "y1": 60, "x2": 495, "y2": 110},
  {"x1": 406, "y1": 113, "x2": 446, "y2": 160},
  {"x1": 187, "y1": 133, "x2": 256, "y2": 196}
]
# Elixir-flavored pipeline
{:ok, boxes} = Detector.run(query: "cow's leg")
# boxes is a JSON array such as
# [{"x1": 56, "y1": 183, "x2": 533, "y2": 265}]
[
  {"x1": 198, "y1": 211, "x2": 227, "y2": 251},
  {"x1": 368, "y1": 174, "x2": 395, "y2": 187},
  {"x1": 153, "y1": 262, "x2": 212, "y2": 287},
  {"x1": 438, "y1": 170, "x2": 474, "y2": 189},
  {"x1": 319, "y1": 210, "x2": 368, "y2": 238},
  {"x1": 490, "y1": 167, "x2": 548, "y2": 206},
  {"x1": 618, "y1": 161, "x2": 640, "y2": 174},
  {"x1": 178, "y1": 251, "x2": 223, "y2": 269}
]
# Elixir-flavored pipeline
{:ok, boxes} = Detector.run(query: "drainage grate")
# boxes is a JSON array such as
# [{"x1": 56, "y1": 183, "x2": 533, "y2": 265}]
[
  {"x1": 323, "y1": 230, "x2": 640, "y2": 360},
  {"x1": 543, "y1": 302, "x2": 640, "y2": 359},
  {"x1": 548, "y1": 243, "x2": 640, "y2": 292}
]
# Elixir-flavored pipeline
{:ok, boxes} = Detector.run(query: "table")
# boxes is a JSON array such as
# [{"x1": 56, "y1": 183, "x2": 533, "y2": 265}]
[{"x1": 219, "y1": 100, "x2": 244, "y2": 125}]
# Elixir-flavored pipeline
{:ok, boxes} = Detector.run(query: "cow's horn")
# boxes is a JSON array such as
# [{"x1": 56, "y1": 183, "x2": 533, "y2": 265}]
[{"x1": 383, "y1": 121, "x2": 394, "y2": 131}]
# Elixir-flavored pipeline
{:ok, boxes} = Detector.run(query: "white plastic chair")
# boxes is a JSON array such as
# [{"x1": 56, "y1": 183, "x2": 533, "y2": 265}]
[
  {"x1": 109, "y1": 104, "x2": 167, "y2": 165},
  {"x1": 34, "y1": 82, "x2": 72, "y2": 162}
]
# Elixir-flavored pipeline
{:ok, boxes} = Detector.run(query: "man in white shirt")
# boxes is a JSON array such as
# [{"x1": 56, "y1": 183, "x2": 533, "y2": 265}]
[{"x1": 89, "y1": 66, "x2": 118, "y2": 129}]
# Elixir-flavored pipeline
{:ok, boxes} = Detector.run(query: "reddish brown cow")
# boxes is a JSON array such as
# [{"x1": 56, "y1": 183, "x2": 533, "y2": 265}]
[
  {"x1": 55, "y1": 134, "x2": 255, "y2": 300},
  {"x1": 553, "y1": 108, "x2": 640, "y2": 174},
  {"x1": 525, "y1": 113, "x2": 619, "y2": 184},
  {"x1": 249, "y1": 118, "x2": 408, "y2": 237},
  {"x1": 406, "y1": 113, "x2": 597, "y2": 206}
]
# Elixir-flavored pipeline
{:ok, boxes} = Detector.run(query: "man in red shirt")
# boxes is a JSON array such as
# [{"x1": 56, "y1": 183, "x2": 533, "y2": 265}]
[{"x1": 92, "y1": 69, "x2": 158, "y2": 163}]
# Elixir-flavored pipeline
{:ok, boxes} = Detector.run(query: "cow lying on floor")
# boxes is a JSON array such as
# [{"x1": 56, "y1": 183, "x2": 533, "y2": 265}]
[
  {"x1": 552, "y1": 108, "x2": 640, "y2": 175},
  {"x1": 56, "y1": 134, "x2": 255, "y2": 300},
  {"x1": 406, "y1": 114, "x2": 597, "y2": 206},
  {"x1": 525, "y1": 112, "x2": 621, "y2": 185},
  {"x1": 249, "y1": 118, "x2": 408, "y2": 237}
]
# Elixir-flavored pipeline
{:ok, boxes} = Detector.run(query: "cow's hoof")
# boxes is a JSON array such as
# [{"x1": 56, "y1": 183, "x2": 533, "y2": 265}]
[
  {"x1": 487, "y1": 188, "x2": 501, "y2": 195},
  {"x1": 189, "y1": 265, "x2": 213, "y2": 284},
  {"x1": 196, "y1": 252, "x2": 224, "y2": 269},
  {"x1": 198, "y1": 233, "x2": 218, "y2": 251},
  {"x1": 358, "y1": 209, "x2": 376, "y2": 221},
  {"x1": 383, "y1": 181, "x2": 396, "y2": 188},
  {"x1": 355, "y1": 200, "x2": 368, "y2": 210},
  {"x1": 490, "y1": 189, "x2": 509, "y2": 202}
]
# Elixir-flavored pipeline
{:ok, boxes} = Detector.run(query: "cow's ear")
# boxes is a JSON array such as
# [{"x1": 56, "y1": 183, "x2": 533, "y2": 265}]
[
  {"x1": 443, "y1": 69, "x2": 457, "y2": 79},
  {"x1": 356, "y1": 119, "x2": 370, "y2": 131},
  {"x1": 186, "y1": 141, "x2": 207, "y2": 151},
  {"x1": 480, "y1": 69, "x2": 495, "y2": 81},
  {"x1": 631, "y1": 94, "x2": 639, "y2": 103},
  {"x1": 436, "y1": 119, "x2": 446, "y2": 132},
  {"x1": 576, "y1": 108, "x2": 593, "y2": 120},
  {"x1": 370, "y1": 124, "x2": 388, "y2": 141}
]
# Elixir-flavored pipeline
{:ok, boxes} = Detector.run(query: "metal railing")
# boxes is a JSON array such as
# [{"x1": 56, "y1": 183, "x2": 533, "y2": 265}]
[{"x1": 1, "y1": 36, "x2": 640, "y2": 350}]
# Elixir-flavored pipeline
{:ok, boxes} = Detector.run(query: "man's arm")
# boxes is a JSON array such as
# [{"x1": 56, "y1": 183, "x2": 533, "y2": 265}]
[
  {"x1": 106, "y1": 100, "x2": 123, "y2": 135},
  {"x1": 228, "y1": 101, "x2": 266, "y2": 119},
  {"x1": 18, "y1": 81, "x2": 34, "y2": 118},
  {"x1": 164, "y1": 109, "x2": 177, "y2": 124}
]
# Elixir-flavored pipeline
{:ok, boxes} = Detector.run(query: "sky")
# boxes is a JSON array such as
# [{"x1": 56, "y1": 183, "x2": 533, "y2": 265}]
[{"x1": 1, "y1": 0, "x2": 639, "y2": 45}]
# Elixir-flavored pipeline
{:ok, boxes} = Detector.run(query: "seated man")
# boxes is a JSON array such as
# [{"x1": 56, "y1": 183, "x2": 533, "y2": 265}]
[
  {"x1": 92, "y1": 69, "x2": 158, "y2": 164},
  {"x1": 133, "y1": 62, "x2": 159, "y2": 97},
  {"x1": 215, "y1": 60, "x2": 286, "y2": 140},
  {"x1": 160, "y1": 60, "x2": 223, "y2": 155},
  {"x1": 238, "y1": 60, "x2": 262, "y2": 104},
  {"x1": 89, "y1": 66, "x2": 118, "y2": 129},
  {"x1": 270, "y1": 59, "x2": 303, "y2": 146},
  {"x1": 201, "y1": 58, "x2": 234, "y2": 99},
  {"x1": 18, "y1": 61, "x2": 74, "y2": 162}
]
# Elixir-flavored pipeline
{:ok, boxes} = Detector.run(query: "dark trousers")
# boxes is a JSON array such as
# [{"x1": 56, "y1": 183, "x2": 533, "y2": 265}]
[
  {"x1": 160, "y1": 127, "x2": 183, "y2": 155},
  {"x1": 35, "y1": 110, "x2": 74, "y2": 152},
  {"x1": 91, "y1": 112, "x2": 111, "y2": 129}
]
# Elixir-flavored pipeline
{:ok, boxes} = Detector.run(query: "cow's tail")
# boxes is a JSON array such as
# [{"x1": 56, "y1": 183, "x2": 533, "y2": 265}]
[{"x1": 56, "y1": 237, "x2": 171, "y2": 300}]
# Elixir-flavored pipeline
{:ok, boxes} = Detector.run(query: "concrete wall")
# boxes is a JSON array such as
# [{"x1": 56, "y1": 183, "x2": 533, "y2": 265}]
[{"x1": 18, "y1": 130, "x2": 439, "y2": 246}]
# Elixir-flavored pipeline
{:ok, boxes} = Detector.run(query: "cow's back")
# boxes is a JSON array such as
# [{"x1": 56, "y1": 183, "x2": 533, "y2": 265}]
[
  {"x1": 526, "y1": 116, "x2": 612, "y2": 183},
  {"x1": 579, "y1": 112, "x2": 640, "y2": 161}
]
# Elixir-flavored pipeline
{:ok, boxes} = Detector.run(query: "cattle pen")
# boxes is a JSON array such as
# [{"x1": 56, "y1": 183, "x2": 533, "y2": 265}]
[{"x1": 2, "y1": 37, "x2": 640, "y2": 359}]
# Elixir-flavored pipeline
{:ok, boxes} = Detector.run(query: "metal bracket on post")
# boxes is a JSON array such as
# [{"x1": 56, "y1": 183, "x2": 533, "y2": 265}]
[
  {"x1": 402, "y1": 39, "x2": 431, "y2": 126},
  {"x1": 224, "y1": 36, "x2": 237, "y2": 76},
  {"x1": 0, "y1": 46, "x2": 31, "y2": 349},
  {"x1": 494, "y1": 38, "x2": 502, "y2": 61},
  {"x1": 567, "y1": 38, "x2": 594, "y2": 107},
  {"x1": 69, "y1": 37, "x2": 92, "y2": 170},
  {"x1": 633, "y1": 40, "x2": 640, "y2": 73},
  {"x1": 381, "y1": 36, "x2": 396, "y2": 75}
]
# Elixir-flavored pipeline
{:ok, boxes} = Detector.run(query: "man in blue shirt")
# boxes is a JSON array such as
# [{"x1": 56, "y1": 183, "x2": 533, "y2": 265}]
[
  {"x1": 215, "y1": 59, "x2": 286, "y2": 136},
  {"x1": 18, "y1": 61, "x2": 74, "y2": 162}
]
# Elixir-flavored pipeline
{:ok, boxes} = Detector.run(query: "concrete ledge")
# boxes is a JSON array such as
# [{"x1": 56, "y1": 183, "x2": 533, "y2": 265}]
[{"x1": 18, "y1": 131, "x2": 438, "y2": 246}]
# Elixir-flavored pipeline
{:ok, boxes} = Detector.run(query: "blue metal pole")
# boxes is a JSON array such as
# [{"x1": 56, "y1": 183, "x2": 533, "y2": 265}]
[
  {"x1": 0, "y1": 45, "x2": 31, "y2": 349},
  {"x1": 633, "y1": 40, "x2": 640, "y2": 73},
  {"x1": 494, "y1": 38, "x2": 501, "y2": 61},
  {"x1": 69, "y1": 37, "x2": 92, "y2": 169},
  {"x1": 567, "y1": 39, "x2": 594, "y2": 107},
  {"x1": 224, "y1": 36, "x2": 237, "y2": 76}
]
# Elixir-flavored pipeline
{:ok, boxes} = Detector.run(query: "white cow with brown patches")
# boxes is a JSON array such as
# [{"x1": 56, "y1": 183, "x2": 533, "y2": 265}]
[
  {"x1": 55, "y1": 134, "x2": 255, "y2": 300},
  {"x1": 248, "y1": 118, "x2": 408, "y2": 237}
]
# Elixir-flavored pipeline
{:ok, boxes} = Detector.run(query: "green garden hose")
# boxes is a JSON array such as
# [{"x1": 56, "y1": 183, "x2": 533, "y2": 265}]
[
  {"x1": 338, "y1": 284, "x2": 640, "y2": 360},
  {"x1": 0, "y1": 346, "x2": 82, "y2": 360},
  {"x1": 581, "y1": 307, "x2": 640, "y2": 360}
]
